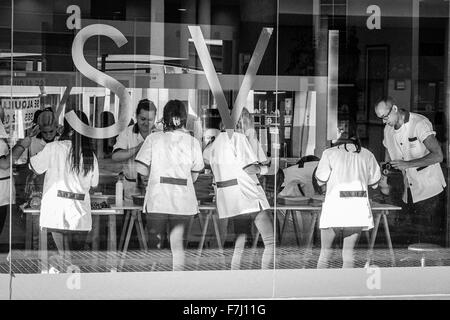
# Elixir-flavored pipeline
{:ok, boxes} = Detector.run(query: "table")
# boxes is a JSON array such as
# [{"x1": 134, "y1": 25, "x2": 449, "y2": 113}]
[
  {"x1": 23, "y1": 201, "x2": 401, "y2": 271},
  {"x1": 271, "y1": 202, "x2": 401, "y2": 267},
  {"x1": 23, "y1": 205, "x2": 127, "y2": 273}
]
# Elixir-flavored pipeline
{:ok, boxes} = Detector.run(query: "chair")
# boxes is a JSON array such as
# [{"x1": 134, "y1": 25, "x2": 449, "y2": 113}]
[{"x1": 407, "y1": 243, "x2": 442, "y2": 267}]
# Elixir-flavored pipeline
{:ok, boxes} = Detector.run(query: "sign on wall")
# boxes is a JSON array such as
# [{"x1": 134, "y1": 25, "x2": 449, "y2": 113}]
[{"x1": 1, "y1": 96, "x2": 40, "y2": 135}]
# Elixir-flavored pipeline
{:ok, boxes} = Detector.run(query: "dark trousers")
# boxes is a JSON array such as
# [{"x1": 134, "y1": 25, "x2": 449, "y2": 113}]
[{"x1": 400, "y1": 188, "x2": 444, "y2": 245}]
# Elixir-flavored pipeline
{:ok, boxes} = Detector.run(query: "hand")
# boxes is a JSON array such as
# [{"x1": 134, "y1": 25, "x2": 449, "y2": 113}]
[
  {"x1": 390, "y1": 160, "x2": 410, "y2": 171},
  {"x1": 56, "y1": 124, "x2": 64, "y2": 135},
  {"x1": 26, "y1": 125, "x2": 40, "y2": 138},
  {"x1": 18, "y1": 136, "x2": 32, "y2": 149},
  {"x1": 244, "y1": 164, "x2": 261, "y2": 175},
  {"x1": 379, "y1": 174, "x2": 390, "y2": 195}
]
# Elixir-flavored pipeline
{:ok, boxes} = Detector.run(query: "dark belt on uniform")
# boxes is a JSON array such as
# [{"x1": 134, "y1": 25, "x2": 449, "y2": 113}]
[
  {"x1": 124, "y1": 176, "x2": 136, "y2": 182},
  {"x1": 340, "y1": 191, "x2": 367, "y2": 198},
  {"x1": 160, "y1": 177, "x2": 187, "y2": 186},
  {"x1": 57, "y1": 190, "x2": 85, "y2": 200},
  {"x1": 216, "y1": 179, "x2": 238, "y2": 188},
  {"x1": 0, "y1": 176, "x2": 10, "y2": 181}
]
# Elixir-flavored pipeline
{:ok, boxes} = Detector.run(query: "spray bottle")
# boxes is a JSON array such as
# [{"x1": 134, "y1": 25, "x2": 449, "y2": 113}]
[{"x1": 115, "y1": 172, "x2": 124, "y2": 207}]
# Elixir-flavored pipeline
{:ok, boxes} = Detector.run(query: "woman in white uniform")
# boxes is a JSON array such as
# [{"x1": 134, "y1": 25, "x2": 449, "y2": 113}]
[
  {"x1": 203, "y1": 113, "x2": 274, "y2": 270},
  {"x1": 30, "y1": 110, "x2": 99, "y2": 271},
  {"x1": 135, "y1": 100, "x2": 204, "y2": 271},
  {"x1": 112, "y1": 99, "x2": 158, "y2": 200},
  {"x1": 315, "y1": 125, "x2": 381, "y2": 268},
  {"x1": 0, "y1": 134, "x2": 33, "y2": 249}
]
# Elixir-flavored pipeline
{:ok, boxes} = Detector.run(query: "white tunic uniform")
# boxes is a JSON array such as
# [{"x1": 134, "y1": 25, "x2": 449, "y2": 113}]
[
  {"x1": 113, "y1": 124, "x2": 157, "y2": 200},
  {"x1": 279, "y1": 161, "x2": 319, "y2": 198},
  {"x1": 135, "y1": 130, "x2": 204, "y2": 215},
  {"x1": 203, "y1": 132, "x2": 270, "y2": 219},
  {"x1": 0, "y1": 139, "x2": 15, "y2": 206},
  {"x1": 30, "y1": 140, "x2": 99, "y2": 231},
  {"x1": 315, "y1": 144, "x2": 381, "y2": 230},
  {"x1": 383, "y1": 111, "x2": 446, "y2": 203}
]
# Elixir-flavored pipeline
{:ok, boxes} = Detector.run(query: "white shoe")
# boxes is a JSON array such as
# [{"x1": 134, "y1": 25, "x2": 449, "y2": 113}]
[{"x1": 48, "y1": 266, "x2": 60, "y2": 274}]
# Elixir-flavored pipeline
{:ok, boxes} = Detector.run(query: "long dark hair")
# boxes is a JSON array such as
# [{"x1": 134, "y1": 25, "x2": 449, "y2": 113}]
[
  {"x1": 333, "y1": 123, "x2": 362, "y2": 153},
  {"x1": 163, "y1": 100, "x2": 187, "y2": 131},
  {"x1": 62, "y1": 110, "x2": 95, "y2": 175}
]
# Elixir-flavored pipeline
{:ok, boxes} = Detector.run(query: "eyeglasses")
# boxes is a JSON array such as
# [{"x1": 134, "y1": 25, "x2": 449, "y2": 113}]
[{"x1": 379, "y1": 105, "x2": 394, "y2": 121}]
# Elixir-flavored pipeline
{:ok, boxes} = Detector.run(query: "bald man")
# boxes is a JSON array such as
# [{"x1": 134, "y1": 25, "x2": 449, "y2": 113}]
[{"x1": 374, "y1": 96, "x2": 446, "y2": 245}]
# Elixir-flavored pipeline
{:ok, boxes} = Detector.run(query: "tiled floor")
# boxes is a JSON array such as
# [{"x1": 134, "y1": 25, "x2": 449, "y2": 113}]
[{"x1": 1, "y1": 245, "x2": 450, "y2": 274}]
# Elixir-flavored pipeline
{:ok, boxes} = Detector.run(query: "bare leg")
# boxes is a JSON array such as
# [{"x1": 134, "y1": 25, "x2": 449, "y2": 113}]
[
  {"x1": 317, "y1": 228, "x2": 336, "y2": 269},
  {"x1": 231, "y1": 233, "x2": 247, "y2": 270},
  {"x1": 342, "y1": 227, "x2": 362, "y2": 268},
  {"x1": 168, "y1": 215, "x2": 189, "y2": 271},
  {"x1": 253, "y1": 210, "x2": 275, "y2": 269}
]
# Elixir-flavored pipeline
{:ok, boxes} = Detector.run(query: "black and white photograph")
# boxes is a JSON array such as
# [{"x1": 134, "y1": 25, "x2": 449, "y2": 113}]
[{"x1": 0, "y1": 0, "x2": 449, "y2": 302}]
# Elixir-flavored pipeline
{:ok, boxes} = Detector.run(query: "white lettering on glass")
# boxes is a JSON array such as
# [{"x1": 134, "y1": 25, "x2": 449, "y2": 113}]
[
  {"x1": 66, "y1": 5, "x2": 81, "y2": 30},
  {"x1": 69, "y1": 24, "x2": 132, "y2": 139},
  {"x1": 366, "y1": 5, "x2": 381, "y2": 30}
]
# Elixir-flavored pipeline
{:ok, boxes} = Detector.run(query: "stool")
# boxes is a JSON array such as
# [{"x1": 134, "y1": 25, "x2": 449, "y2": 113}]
[{"x1": 407, "y1": 243, "x2": 442, "y2": 267}]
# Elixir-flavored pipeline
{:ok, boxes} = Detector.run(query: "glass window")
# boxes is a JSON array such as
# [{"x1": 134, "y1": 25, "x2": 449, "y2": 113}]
[{"x1": 1, "y1": 0, "x2": 449, "y2": 299}]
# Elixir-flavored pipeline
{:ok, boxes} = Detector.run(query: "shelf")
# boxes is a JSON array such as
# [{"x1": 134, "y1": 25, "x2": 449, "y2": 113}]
[
  {"x1": 251, "y1": 113, "x2": 281, "y2": 117},
  {"x1": 255, "y1": 124, "x2": 280, "y2": 127}
]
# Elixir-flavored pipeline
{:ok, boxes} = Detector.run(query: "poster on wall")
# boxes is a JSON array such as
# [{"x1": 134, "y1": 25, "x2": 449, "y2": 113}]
[{"x1": 0, "y1": 96, "x2": 40, "y2": 138}]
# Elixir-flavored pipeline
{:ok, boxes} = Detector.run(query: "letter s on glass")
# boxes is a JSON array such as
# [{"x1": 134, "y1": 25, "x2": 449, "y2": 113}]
[{"x1": 69, "y1": 24, "x2": 132, "y2": 139}]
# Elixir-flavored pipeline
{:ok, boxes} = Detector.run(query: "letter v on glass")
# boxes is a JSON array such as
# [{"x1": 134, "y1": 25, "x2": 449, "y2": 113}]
[{"x1": 188, "y1": 26, "x2": 273, "y2": 134}]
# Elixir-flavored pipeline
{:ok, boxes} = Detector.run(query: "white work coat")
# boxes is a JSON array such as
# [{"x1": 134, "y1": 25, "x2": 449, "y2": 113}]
[
  {"x1": 203, "y1": 132, "x2": 270, "y2": 219},
  {"x1": 113, "y1": 124, "x2": 158, "y2": 199},
  {"x1": 135, "y1": 130, "x2": 204, "y2": 215},
  {"x1": 279, "y1": 161, "x2": 319, "y2": 198},
  {"x1": 30, "y1": 140, "x2": 99, "y2": 231},
  {"x1": 315, "y1": 144, "x2": 381, "y2": 230},
  {"x1": 0, "y1": 139, "x2": 14, "y2": 206},
  {"x1": 383, "y1": 111, "x2": 446, "y2": 203}
]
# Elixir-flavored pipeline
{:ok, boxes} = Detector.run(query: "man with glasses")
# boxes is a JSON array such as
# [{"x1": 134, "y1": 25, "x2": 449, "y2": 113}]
[{"x1": 374, "y1": 96, "x2": 446, "y2": 245}]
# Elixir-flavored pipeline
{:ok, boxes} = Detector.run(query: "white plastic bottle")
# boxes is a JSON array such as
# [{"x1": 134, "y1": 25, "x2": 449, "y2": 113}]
[{"x1": 115, "y1": 173, "x2": 124, "y2": 207}]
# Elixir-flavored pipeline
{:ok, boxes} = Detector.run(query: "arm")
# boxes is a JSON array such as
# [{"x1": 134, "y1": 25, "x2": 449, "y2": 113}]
[
  {"x1": 390, "y1": 135, "x2": 443, "y2": 170},
  {"x1": 0, "y1": 137, "x2": 31, "y2": 170},
  {"x1": 191, "y1": 172, "x2": 199, "y2": 183},
  {"x1": 243, "y1": 163, "x2": 262, "y2": 175},
  {"x1": 111, "y1": 142, "x2": 143, "y2": 162},
  {"x1": 136, "y1": 160, "x2": 149, "y2": 178}
]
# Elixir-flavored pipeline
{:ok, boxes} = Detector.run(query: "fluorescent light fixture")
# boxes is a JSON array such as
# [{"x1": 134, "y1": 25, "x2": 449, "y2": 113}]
[
  {"x1": 0, "y1": 53, "x2": 42, "y2": 58},
  {"x1": 178, "y1": 8, "x2": 187, "y2": 11},
  {"x1": 274, "y1": 91, "x2": 286, "y2": 94},
  {"x1": 253, "y1": 91, "x2": 267, "y2": 95},
  {"x1": 188, "y1": 38, "x2": 223, "y2": 46},
  {"x1": 104, "y1": 54, "x2": 186, "y2": 62}
]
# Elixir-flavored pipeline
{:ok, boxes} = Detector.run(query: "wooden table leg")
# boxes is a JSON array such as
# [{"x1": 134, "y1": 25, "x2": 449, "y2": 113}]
[
  {"x1": 135, "y1": 211, "x2": 148, "y2": 251},
  {"x1": 185, "y1": 215, "x2": 195, "y2": 249},
  {"x1": 196, "y1": 211, "x2": 211, "y2": 267},
  {"x1": 107, "y1": 214, "x2": 117, "y2": 271},
  {"x1": 279, "y1": 210, "x2": 290, "y2": 245},
  {"x1": 91, "y1": 215, "x2": 100, "y2": 252},
  {"x1": 119, "y1": 213, "x2": 136, "y2": 270},
  {"x1": 118, "y1": 210, "x2": 131, "y2": 251},
  {"x1": 291, "y1": 211, "x2": 302, "y2": 247},
  {"x1": 25, "y1": 212, "x2": 32, "y2": 253},
  {"x1": 301, "y1": 212, "x2": 318, "y2": 268},
  {"x1": 211, "y1": 211, "x2": 226, "y2": 268},
  {"x1": 39, "y1": 227, "x2": 48, "y2": 273},
  {"x1": 366, "y1": 212, "x2": 382, "y2": 267},
  {"x1": 382, "y1": 211, "x2": 396, "y2": 267}
]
